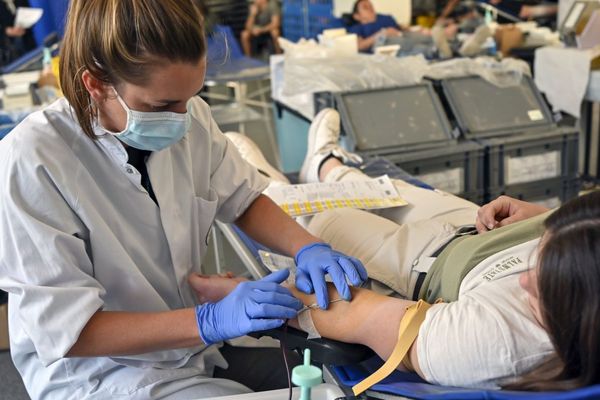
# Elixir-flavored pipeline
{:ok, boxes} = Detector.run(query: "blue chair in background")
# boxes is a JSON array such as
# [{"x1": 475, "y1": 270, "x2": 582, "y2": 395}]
[
  {"x1": 28, "y1": 0, "x2": 69, "y2": 46},
  {"x1": 1, "y1": 46, "x2": 45, "y2": 74},
  {"x1": 203, "y1": 25, "x2": 277, "y2": 159},
  {"x1": 206, "y1": 25, "x2": 270, "y2": 83}
]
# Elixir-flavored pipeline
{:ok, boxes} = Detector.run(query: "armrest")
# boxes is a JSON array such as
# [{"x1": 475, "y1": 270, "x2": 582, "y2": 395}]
[{"x1": 250, "y1": 326, "x2": 374, "y2": 366}]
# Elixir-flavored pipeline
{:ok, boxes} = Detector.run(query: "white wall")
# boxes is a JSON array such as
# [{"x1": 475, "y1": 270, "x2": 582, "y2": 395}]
[{"x1": 333, "y1": 0, "x2": 412, "y2": 26}]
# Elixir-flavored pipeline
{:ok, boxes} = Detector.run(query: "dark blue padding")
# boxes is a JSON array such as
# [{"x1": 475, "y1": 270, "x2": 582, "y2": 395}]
[
  {"x1": 0, "y1": 124, "x2": 17, "y2": 139},
  {"x1": 327, "y1": 17, "x2": 347, "y2": 29},
  {"x1": 207, "y1": 25, "x2": 244, "y2": 62},
  {"x1": 1, "y1": 46, "x2": 44, "y2": 74},
  {"x1": 232, "y1": 224, "x2": 271, "y2": 267},
  {"x1": 331, "y1": 361, "x2": 600, "y2": 400},
  {"x1": 0, "y1": 111, "x2": 30, "y2": 140},
  {"x1": 28, "y1": 0, "x2": 69, "y2": 45},
  {"x1": 205, "y1": 25, "x2": 269, "y2": 82}
]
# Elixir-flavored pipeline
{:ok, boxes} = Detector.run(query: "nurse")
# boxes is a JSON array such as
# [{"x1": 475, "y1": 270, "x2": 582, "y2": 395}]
[{"x1": 0, "y1": 1, "x2": 367, "y2": 399}]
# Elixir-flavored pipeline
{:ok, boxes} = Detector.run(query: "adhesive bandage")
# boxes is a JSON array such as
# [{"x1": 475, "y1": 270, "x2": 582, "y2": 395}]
[{"x1": 297, "y1": 299, "x2": 345, "y2": 339}]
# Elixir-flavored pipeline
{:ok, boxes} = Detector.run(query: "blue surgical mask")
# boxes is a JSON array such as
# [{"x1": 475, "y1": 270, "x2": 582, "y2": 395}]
[{"x1": 101, "y1": 89, "x2": 191, "y2": 151}]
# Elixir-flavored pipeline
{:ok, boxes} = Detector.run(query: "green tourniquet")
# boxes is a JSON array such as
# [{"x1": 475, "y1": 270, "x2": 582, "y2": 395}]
[{"x1": 419, "y1": 211, "x2": 553, "y2": 303}]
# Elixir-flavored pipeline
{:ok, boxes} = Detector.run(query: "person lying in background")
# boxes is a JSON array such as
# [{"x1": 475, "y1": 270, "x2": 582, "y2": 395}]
[
  {"x1": 347, "y1": 0, "x2": 460, "y2": 58},
  {"x1": 347, "y1": 0, "x2": 405, "y2": 52}
]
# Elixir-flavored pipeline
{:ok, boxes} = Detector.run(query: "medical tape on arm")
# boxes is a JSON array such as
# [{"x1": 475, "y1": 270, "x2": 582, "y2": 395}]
[
  {"x1": 352, "y1": 299, "x2": 432, "y2": 396},
  {"x1": 298, "y1": 307, "x2": 321, "y2": 339},
  {"x1": 297, "y1": 298, "x2": 345, "y2": 339}
]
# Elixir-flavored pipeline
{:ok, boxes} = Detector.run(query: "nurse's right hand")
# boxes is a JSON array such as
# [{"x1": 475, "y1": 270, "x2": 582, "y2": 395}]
[{"x1": 194, "y1": 269, "x2": 303, "y2": 345}]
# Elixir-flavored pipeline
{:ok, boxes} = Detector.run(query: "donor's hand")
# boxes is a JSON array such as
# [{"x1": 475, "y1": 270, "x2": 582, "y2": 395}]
[{"x1": 476, "y1": 195, "x2": 549, "y2": 233}]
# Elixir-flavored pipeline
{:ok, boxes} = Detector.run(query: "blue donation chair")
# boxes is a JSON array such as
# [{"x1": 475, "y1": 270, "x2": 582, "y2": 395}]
[
  {"x1": 203, "y1": 25, "x2": 275, "y2": 143},
  {"x1": 214, "y1": 157, "x2": 600, "y2": 399}
]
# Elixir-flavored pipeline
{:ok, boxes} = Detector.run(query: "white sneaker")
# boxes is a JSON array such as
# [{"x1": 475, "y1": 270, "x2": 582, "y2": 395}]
[
  {"x1": 225, "y1": 132, "x2": 290, "y2": 184},
  {"x1": 299, "y1": 108, "x2": 363, "y2": 183},
  {"x1": 459, "y1": 24, "x2": 492, "y2": 57},
  {"x1": 432, "y1": 25, "x2": 452, "y2": 59}
]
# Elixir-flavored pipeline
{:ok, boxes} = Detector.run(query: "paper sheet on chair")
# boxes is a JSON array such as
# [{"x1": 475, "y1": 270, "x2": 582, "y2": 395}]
[{"x1": 264, "y1": 175, "x2": 407, "y2": 217}]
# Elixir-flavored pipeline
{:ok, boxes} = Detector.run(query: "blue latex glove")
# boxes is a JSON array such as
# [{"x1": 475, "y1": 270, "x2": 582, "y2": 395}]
[
  {"x1": 195, "y1": 269, "x2": 303, "y2": 345},
  {"x1": 294, "y1": 242, "x2": 368, "y2": 309}
]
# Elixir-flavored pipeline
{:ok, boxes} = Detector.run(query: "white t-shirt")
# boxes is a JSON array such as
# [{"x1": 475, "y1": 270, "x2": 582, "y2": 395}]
[{"x1": 416, "y1": 238, "x2": 554, "y2": 389}]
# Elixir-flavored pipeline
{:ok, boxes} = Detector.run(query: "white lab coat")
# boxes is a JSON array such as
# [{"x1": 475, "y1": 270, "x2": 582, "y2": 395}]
[{"x1": 0, "y1": 97, "x2": 269, "y2": 399}]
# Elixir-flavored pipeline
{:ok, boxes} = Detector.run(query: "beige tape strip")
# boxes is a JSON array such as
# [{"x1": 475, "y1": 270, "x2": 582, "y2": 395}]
[
  {"x1": 296, "y1": 299, "x2": 345, "y2": 339},
  {"x1": 352, "y1": 300, "x2": 432, "y2": 396},
  {"x1": 298, "y1": 308, "x2": 321, "y2": 339}
]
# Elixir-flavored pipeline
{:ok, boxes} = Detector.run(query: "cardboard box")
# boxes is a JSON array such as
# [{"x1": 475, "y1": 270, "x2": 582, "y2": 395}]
[
  {"x1": 494, "y1": 25, "x2": 524, "y2": 56},
  {"x1": 0, "y1": 303, "x2": 9, "y2": 351}
]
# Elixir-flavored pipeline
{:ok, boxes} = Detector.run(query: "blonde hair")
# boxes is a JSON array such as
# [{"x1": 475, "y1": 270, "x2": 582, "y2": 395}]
[{"x1": 59, "y1": 0, "x2": 206, "y2": 139}]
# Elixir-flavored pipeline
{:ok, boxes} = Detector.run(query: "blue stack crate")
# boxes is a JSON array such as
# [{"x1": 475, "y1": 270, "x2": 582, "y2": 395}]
[
  {"x1": 307, "y1": 0, "x2": 335, "y2": 38},
  {"x1": 282, "y1": 0, "x2": 307, "y2": 42},
  {"x1": 282, "y1": 0, "x2": 335, "y2": 41}
]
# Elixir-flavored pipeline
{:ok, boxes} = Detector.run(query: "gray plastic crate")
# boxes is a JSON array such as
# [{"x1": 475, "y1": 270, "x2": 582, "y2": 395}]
[
  {"x1": 461, "y1": 190, "x2": 486, "y2": 206},
  {"x1": 315, "y1": 83, "x2": 459, "y2": 157},
  {"x1": 487, "y1": 178, "x2": 581, "y2": 208},
  {"x1": 441, "y1": 75, "x2": 555, "y2": 139},
  {"x1": 385, "y1": 140, "x2": 485, "y2": 197},
  {"x1": 481, "y1": 128, "x2": 578, "y2": 189}
]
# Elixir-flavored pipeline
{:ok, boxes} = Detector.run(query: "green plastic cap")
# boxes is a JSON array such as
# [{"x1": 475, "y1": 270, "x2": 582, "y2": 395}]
[
  {"x1": 42, "y1": 48, "x2": 52, "y2": 66},
  {"x1": 485, "y1": 9, "x2": 493, "y2": 24},
  {"x1": 291, "y1": 349, "x2": 322, "y2": 388}
]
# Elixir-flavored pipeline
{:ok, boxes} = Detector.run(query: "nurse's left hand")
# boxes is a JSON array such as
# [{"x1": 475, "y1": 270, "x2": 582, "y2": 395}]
[
  {"x1": 195, "y1": 269, "x2": 302, "y2": 345},
  {"x1": 294, "y1": 242, "x2": 368, "y2": 309}
]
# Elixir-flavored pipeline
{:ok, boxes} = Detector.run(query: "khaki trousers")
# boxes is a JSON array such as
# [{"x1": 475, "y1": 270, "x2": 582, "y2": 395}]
[{"x1": 305, "y1": 166, "x2": 479, "y2": 298}]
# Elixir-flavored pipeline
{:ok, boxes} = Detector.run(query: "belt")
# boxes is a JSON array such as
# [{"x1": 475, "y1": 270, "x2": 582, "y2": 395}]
[{"x1": 411, "y1": 225, "x2": 478, "y2": 301}]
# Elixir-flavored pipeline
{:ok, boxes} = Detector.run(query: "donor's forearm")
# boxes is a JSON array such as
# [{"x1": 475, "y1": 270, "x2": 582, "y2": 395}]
[{"x1": 288, "y1": 285, "x2": 415, "y2": 363}]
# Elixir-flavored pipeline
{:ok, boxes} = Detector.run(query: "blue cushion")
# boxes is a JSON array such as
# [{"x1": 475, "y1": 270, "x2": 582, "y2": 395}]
[
  {"x1": 205, "y1": 24, "x2": 269, "y2": 82},
  {"x1": 332, "y1": 360, "x2": 600, "y2": 400},
  {"x1": 0, "y1": 110, "x2": 33, "y2": 139},
  {"x1": 207, "y1": 25, "x2": 245, "y2": 63},
  {"x1": 0, "y1": 124, "x2": 16, "y2": 140},
  {"x1": 1, "y1": 46, "x2": 44, "y2": 74}
]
